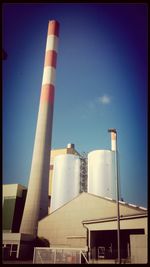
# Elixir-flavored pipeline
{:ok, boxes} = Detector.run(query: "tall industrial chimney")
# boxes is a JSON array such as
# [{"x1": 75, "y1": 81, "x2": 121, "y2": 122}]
[{"x1": 20, "y1": 20, "x2": 59, "y2": 236}]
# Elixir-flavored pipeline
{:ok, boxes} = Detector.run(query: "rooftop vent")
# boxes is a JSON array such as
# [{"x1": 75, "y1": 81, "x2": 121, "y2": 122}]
[{"x1": 67, "y1": 144, "x2": 75, "y2": 149}]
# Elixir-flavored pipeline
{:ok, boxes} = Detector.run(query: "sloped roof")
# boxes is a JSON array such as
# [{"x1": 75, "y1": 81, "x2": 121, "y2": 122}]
[{"x1": 40, "y1": 192, "x2": 147, "y2": 223}]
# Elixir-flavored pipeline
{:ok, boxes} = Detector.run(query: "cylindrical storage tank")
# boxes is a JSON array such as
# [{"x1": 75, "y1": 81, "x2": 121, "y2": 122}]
[
  {"x1": 50, "y1": 154, "x2": 80, "y2": 212},
  {"x1": 88, "y1": 150, "x2": 116, "y2": 200}
]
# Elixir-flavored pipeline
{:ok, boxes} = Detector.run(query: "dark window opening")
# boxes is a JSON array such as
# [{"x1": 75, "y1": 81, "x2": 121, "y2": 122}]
[{"x1": 90, "y1": 229, "x2": 145, "y2": 260}]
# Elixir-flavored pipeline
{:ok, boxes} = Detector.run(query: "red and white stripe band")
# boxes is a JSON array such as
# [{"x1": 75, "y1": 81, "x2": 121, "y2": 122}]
[{"x1": 41, "y1": 20, "x2": 59, "y2": 104}]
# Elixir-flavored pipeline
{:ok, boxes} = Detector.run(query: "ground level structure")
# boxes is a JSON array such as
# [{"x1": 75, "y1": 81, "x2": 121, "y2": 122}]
[{"x1": 38, "y1": 192, "x2": 147, "y2": 264}]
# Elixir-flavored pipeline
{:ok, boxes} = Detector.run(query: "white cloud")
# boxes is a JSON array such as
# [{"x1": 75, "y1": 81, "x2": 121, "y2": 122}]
[
  {"x1": 98, "y1": 95, "x2": 111, "y2": 104},
  {"x1": 81, "y1": 95, "x2": 111, "y2": 119}
]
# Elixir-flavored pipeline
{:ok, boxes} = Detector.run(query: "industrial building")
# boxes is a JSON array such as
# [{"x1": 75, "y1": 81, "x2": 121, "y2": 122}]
[
  {"x1": 3, "y1": 184, "x2": 27, "y2": 233},
  {"x1": 2, "y1": 144, "x2": 80, "y2": 259},
  {"x1": 37, "y1": 192, "x2": 147, "y2": 264},
  {"x1": 2, "y1": 140, "x2": 148, "y2": 263},
  {"x1": 3, "y1": 184, "x2": 147, "y2": 263},
  {"x1": 2, "y1": 20, "x2": 148, "y2": 264},
  {"x1": 2, "y1": 184, "x2": 34, "y2": 259}
]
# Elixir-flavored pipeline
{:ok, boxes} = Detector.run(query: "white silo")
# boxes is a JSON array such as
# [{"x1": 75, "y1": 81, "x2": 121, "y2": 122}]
[
  {"x1": 50, "y1": 154, "x2": 80, "y2": 212},
  {"x1": 88, "y1": 150, "x2": 116, "y2": 199}
]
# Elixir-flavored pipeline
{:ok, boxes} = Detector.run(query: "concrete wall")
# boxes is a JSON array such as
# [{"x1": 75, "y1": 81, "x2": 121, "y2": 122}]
[{"x1": 130, "y1": 234, "x2": 147, "y2": 263}]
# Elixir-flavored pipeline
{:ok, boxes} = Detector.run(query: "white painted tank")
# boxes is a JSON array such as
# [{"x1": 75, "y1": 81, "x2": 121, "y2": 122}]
[
  {"x1": 88, "y1": 150, "x2": 116, "y2": 200},
  {"x1": 50, "y1": 154, "x2": 80, "y2": 212}
]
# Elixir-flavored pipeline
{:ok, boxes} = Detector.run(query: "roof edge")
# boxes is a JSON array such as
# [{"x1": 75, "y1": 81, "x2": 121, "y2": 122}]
[{"x1": 82, "y1": 212, "x2": 148, "y2": 225}]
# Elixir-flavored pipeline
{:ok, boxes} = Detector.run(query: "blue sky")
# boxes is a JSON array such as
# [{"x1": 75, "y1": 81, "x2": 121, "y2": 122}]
[{"x1": 3, "y1": 3, "x2": 147, "y2": 207}]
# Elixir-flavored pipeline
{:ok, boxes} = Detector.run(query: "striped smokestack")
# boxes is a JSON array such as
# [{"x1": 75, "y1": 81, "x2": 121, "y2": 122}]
[{"x1": 20, "y1": 21, "x2": 59, "y2": 236}]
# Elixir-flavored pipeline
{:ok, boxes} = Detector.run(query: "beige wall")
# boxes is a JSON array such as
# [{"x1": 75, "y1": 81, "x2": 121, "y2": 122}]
[
  {"x1": 3, "y1": 184, "x2": 26, "y2": 201},
  {"x1": 3, "y1": 184, "x2": 18, "y2": 199},
  {"x1": 130, "y1": 235, "x2": 147, "y2": 263},
  {"x1": 38, "y1": 197, "x2": 87, "y2": 247},
  {"x1": 38, "y1": 193, "x2": 147, "y2": 248}
]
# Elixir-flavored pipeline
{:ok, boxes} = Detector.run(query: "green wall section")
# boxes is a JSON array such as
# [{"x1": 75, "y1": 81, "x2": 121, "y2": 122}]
[{"x1": 3, "y1": 198, "x2": 16, "y2": 231}]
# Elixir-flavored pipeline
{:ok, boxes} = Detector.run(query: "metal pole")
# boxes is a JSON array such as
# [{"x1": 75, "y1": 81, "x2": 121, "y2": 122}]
[
  {"x1": 115, "y1": 148, "x2": 121, "y2": 264},
  {"x1": 108, "y1": 129, "x2": 121, "y2": 264}
]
